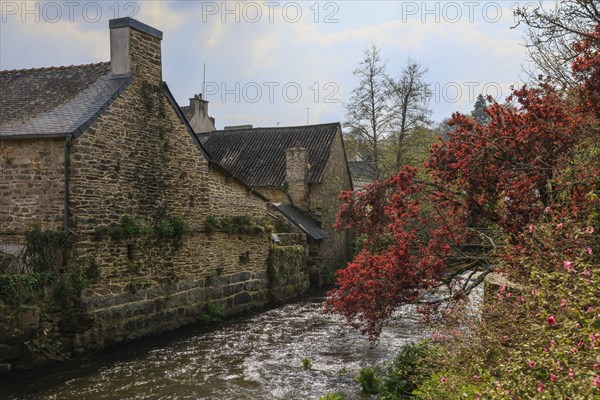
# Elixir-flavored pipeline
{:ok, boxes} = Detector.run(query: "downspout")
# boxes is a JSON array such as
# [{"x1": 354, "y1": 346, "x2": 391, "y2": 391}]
[{"x1": 64, "y1": 135, "x2": 71, "y2": 232}]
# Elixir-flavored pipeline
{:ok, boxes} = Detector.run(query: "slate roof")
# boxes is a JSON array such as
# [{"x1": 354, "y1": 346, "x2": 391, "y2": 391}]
[
  {"x1": 0, "y1": 62, "x2": 131, "y2": 139},
  {"x1": 348, "y1": 160, "x2": 377, "y2": 183},
  {"x1": 198, "y1": 123, "x2": 340, "y2": 187},
  {"x1": 273, "y1": 203, "x2": 329, "y2": 241}
]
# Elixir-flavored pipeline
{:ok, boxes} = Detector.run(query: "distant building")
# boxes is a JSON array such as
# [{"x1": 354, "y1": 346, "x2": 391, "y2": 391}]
[
  {"x1": 196, "y1": 123, "x2": 354, "y2": 284},
  {"x1": 348, "y1": 156, "x2": 377, "y2": 191}
]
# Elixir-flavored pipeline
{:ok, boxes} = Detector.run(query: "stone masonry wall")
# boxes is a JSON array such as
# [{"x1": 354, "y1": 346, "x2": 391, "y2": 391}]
[
  {"x1": 0, "y1": 139, "x2": 64, "y2": 236},
  {"x1": 308, "y1": 129, "x2": 353, "y2": 272},
  {"x1": 255, "y1": 187, "x2": 289, "y2": 204},
  {"x1": 72, "y1": 232, "x2": 271, "y2": 351}
]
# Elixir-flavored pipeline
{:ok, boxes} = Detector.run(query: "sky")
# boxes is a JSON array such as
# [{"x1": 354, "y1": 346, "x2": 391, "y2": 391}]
[{"x1": 0, "y1": 1, "x2": 545, "y2": 129}]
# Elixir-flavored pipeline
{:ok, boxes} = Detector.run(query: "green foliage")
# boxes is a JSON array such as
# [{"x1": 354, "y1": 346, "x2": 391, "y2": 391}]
[
  {"x1": 197, "y1": 301, "x2": 224, "y2": 325},
  {"x1": 95, "y1": 215, "x2": 150, "y2": 240},
  {"x1": 273, "y1": 222, "x2": 292, "y2": 233},
  {"x1": 318, "y1": 392, "x2": 345, "y2": 400},
  {"x1": 154, "y1": 218, "x2": 175, "y2": 237},
  {"x1": 127, "y1": 277, "x2": 151, "y2": 294},
  {"x1": 204, "y1": 215, "x2": 220, "y2": 234},
  {"x1": 301, "y1": 357, "x2": 312, "y2": 370},
  {"x1": 94, "y1": 214, "x2": 188, "y2": 242},
  {"x1": 203, "y1": 215, "x2": 271, "y2": 234},
  {"x1": 23, "y1": 226, "x2": 69, "y2": 273},
  {"x1": 356, "y1": 367, "x2": 382, "y2": 395},
  {"x1": 205, "y1": 267, "x2": 223, "y2": 285},
  {"x1": 0, "y1": 272, "x2": 55, "y2": 305},
  {"x1": 378, "y1": 341, "x2": 440, "y2": 399}
]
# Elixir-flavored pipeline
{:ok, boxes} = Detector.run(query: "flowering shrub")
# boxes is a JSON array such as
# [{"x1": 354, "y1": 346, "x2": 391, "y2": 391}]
[
  {"x1": 326, "y1": 22, "x2": 600, "y2": 399},
  {"x1": 411, "y1": 218, "x2": 599, "y2": 399}
]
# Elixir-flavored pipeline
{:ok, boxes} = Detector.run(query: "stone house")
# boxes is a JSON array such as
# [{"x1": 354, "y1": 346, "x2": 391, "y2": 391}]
[
  {"x1": 193, "y1": 123, "x2": 354, "y2": 284},
  {"x1": 0, "y1": 18, "x2": 309, "y2": 369}
]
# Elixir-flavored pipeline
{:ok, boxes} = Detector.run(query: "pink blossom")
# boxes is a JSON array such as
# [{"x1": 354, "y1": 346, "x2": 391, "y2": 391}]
[
  {"x1": 557, "y1": 223, "x2": 564, "y2": 229},
  {"x1": 551, "y1": 339, "x2": 556, "y2": 347},
  {"x1": 572, "y1": 346, "x2": 579, "y2": 354},
  {"x1": 569, "y1": 368, "x2": 574, "y2": 379},
  {"x1": 586, "y1": 226, "x2": 595, "y2": 234},
  {"x1": 529, "y1": 224, "x2": 534, "y2": 233},
  {"x1": 547, "y1": 315, "x2": 557, "y2": 326},
  {"x1": 563, "y1": 260, "x2": 573, "y2": 271},
  {"x1": 582, "y1": 269, "x2": 591, "y2": 276},
  {"x1": 593, "y1": 376, "x2": 600, "y2": 388},
  {"x1": 440, "y1": 376, "x2": 446, "y2": 383},
  {"x1": 544, "y1": 206, "x2": 551, "y2": 212},
  {"x1": 537, "y1": 381, "x2": 544, "y2": 393},
  {"x1": 587, "y1": 246, "x2": 593, "y2": 255},
  {"x1": 560, "y1": 298, "x2": 567, "y2": 308},
  {"x1": 578, "y1": 340, "x2": 584, "y2": 347},
  {"x1": 528, "y1": 360, "x2": 537, "y2": 368},
  {"x1": 500, "y1": 285, "x2": 506, "y2": 294},
  {"x1": 550, "y1": 373, "x2": 557, "y2": 382}
]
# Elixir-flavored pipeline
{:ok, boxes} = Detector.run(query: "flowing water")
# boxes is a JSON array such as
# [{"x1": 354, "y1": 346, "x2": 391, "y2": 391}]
[{"x1": 0, "y1": 294, "x2": 434, "y2": 400}]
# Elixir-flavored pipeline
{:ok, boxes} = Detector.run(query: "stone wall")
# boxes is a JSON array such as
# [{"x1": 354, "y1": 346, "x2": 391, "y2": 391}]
[
  {"x1": 267, "y1": 233, "x2": 309, "y2": 301},
  {"x1": 255, "y1": 187, "x2": 289, "y2": 204},
  {"x1": 72, "y1": 231, "x2": 271, "y2": 351},
  {"x1": 308, "y1": 129, "x2": 353, "y2": 273},
  {"x1": 0, "y1": 139, "x2": 65, "y2": 235}
]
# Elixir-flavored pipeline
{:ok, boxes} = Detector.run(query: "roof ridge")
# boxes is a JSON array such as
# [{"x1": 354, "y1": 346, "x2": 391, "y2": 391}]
[
  {"x1": 213, "y1": 122, "x2": 339, "y2": 133},
  {"x1": 0, "y1": 61, "x2": 110, "y2": 75}
]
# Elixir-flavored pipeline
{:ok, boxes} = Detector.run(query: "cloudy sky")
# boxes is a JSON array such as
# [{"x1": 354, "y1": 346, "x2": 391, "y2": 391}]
[{"x1": 1, "y1": 1, "x2": 542, "y2": 129}]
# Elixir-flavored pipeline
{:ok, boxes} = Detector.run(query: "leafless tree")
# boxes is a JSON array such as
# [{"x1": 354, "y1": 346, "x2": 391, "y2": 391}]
[
  {"x1": 387, "y1": 59, "x2": 433, "y2": 171},
  {"x1": 344, "y1": 44, "x2": 393, "y2": 178},
  {"x1": 514, "y1": 0, "x2": 600, "y2": 88}
]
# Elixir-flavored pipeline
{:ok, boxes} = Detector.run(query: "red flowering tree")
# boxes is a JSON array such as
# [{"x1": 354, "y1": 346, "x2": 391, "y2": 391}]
[{"x1": 326, "y1": 25, "x2": 600, "y2": 342}]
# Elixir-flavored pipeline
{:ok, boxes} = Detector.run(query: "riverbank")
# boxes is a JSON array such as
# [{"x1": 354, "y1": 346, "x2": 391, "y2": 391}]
[{"x1": 0, "y1": 294, "x2": 426, "y2": 400}]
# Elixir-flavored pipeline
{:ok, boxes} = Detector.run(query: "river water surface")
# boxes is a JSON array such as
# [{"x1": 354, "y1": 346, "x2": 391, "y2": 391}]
[{"x1": 0, "y1": 294, "x2": 432, "y2": 400}]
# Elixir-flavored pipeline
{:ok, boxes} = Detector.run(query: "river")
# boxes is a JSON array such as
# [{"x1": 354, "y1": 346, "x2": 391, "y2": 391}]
[{"x1": 0, "y1": 294, "x2": 432, "y2": 400}]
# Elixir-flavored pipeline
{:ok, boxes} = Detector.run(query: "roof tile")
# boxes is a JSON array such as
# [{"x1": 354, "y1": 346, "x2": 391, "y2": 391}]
[{"x1": 199, "y1": 123, "x2": 340, "y2": 187}]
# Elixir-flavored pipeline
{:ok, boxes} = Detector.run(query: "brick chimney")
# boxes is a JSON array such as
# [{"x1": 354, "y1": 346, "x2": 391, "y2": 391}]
[
  {"x1": 109, "y1": 17, "x2": 163, "y2": 84},
  {"x1": 186, "y1": 94, "x2": 216, "y2": 133},
  {"x1": 285, "y1": 142, "x2": 309, "y2": 211}
]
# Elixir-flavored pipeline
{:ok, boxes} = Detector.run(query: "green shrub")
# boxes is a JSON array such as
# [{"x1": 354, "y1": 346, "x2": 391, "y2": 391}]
[
  {"x1": 154, "y1": 218, "x2": 175, "y2": 237},
  {"x1": 0, "y1": 272, "x2": 55, "y2": 305},
  {"x1": 204, "y1": 215, "x2": 270, "y2": 234},
  {"x1": 318, "y1": 392, "x2": 345, "y2": 400},
  {"x1": 204, "y1": 215, "x2": 220, "y2": 233},
  {"x1": 197, "y1": 301, "x2": 224, "y2": 325},
  {"x1": 23, "y1": 226, "x2": 69, "y2": 272},
  {"x1": 378, "y1": 341, "x2": 438, "y2": 399},
  {"x1": 356, "y1": 367, "x2": 381, "y2": 395},
  {"x1": 301, "y1": 357, "x2": 312, "y2": 370}
]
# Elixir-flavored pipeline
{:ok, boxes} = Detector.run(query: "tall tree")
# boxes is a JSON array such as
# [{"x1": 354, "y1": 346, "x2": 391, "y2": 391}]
[
  {"x1": 471, "y1": 94, "x2": 490, "y2": 124},
  {"x1": 386, "y1": 59, "x2": 432, "y2": 171},
  {"x1": 344, "y1": 44, "x2": 392, "y2": 179},
  {"x1": 515, "y1": 0, "x2": 600, "y2": 87}
]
